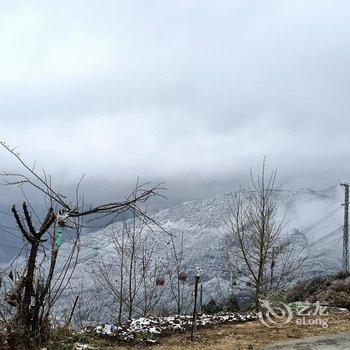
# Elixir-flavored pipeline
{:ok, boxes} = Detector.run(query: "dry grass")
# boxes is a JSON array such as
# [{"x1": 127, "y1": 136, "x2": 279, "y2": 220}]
[
  {"x1": 71, "y1": 312, "x2": 350, "y2": 350},
  {"x1": 148, "y1": 312, "x2": 350, "y2": 350}
]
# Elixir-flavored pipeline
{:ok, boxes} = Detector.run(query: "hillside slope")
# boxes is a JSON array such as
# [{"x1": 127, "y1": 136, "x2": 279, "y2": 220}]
[{"x1": 53, "y1": 186, "x2": 343, "y2": 323}]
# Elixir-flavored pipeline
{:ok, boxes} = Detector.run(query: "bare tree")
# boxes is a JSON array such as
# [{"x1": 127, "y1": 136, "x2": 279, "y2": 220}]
[
  {"x1": 0, "y1": 141, "x2": 163, "y2": 348},
  {"x1": 165, "y1": 231, "x2": 192, "y2": 315},
  {"x1": 92, "y1": 214, "x2": 165, "y2": 322},
  {"x1": 137, "y1": 234, "x2": 165, "y2": 318},
  {"x1": 224, "y1": 160, "x2": 307, "y2": 311}
]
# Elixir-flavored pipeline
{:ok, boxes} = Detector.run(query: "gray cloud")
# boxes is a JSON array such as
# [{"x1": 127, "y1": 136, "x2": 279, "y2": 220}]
[{"x1": 0, "y1": 0, "x2": 349, "y2": 208}]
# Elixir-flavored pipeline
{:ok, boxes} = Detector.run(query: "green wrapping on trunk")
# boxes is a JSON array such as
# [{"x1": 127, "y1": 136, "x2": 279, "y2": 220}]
[{"x1": 54, "y1": 226, "x2": 64, "y2": 252}]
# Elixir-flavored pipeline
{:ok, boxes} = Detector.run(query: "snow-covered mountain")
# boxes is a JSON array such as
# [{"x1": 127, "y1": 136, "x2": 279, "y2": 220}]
[{"x1": 53, "y1": 186, "x2": 343, "y2": 323}]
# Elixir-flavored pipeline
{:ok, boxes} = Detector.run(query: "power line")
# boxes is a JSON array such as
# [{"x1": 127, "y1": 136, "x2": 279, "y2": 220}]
[
  {"x1": 319, "y1": 236, "x2": 342, "y2": 253},
  {"x1": 309, "y1": 226, "x2": 343, "y2": 248},
  {"x1": 0, "y1": 242, "x2": 24, "y2": 250},
  {"x1": 0, "y1": 210, "x2": 12, "y2": 217},
  {"x1": 302, "y1": 206, "x2": 342, "y2": 237},
  {"x1": 0, "y1": 228, "x2": 22, "y2": 240}
]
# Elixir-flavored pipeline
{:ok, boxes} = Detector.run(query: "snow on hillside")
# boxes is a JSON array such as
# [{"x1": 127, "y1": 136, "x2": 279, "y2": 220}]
[{"x1": 52, "y1": 186, "x2": 343, "y2": 324}]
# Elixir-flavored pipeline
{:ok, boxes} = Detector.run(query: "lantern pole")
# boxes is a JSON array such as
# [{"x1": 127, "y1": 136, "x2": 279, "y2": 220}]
[
  {"x1": 191, "y1": 274, "x2": 200, "y2": 341},
  {"x1": 199, "y1": 283, "x2": 203, "y2": 314}
]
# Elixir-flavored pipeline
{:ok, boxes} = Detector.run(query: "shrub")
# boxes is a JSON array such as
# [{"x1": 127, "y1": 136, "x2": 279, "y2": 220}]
[
  {"x1": 226, "y1": 294, "x2": 239, "y2": 312},
  {"x1": 330, "y1": 279, "x2": 350, "y2": 293},
  {"x1": 202, "y1": 299, "x2": 223, "y2": 314},
  {"x1": 312, "y1": 290, "x2": 350, "y2": 309},
  {"x1": 286, "y1": 277, "x2": 331, "y2": 303},
  {"x1": 333, "y1": 271, "x2": 350, "y2": 280},
  {"x1": 265, "y1": 291, "x2": 286, "y2": 305},
  {"x1": 286, "y1": 274, "x2": 350, "y2": 310}
]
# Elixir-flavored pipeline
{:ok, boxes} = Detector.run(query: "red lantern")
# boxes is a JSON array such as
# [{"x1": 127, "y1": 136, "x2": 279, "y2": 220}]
[
  {"x1": 178, "y1": 271, "x2": 188, "y2": 282},
  {"x1": 156, "y1": 276, "x2": 165, "y2": 286}
]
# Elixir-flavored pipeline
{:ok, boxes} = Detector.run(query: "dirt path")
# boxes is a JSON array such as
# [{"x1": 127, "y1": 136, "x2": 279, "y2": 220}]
[
  {"x1": 148, "y1": 312, "x2": 350, "y2": 350},
  {"x1": 259, "y1": 332, "x2": 350, "y2": 349}
]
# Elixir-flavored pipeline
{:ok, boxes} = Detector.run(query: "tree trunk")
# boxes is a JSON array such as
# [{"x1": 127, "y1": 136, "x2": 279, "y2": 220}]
[{"x1": 17, "y1": 242, "x2": 39, "y2": 342}]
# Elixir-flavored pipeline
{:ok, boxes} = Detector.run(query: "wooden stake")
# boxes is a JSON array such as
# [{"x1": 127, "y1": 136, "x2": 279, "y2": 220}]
[
  {"x1": 191, "y1": 275, "x2": 200, "y2": 341},
  {"x1": 68, "y1": 295, "x2": 79, "y2": 326},
  {"x1": 199, "y1": 283, "x2": 203, "y2": 314}
]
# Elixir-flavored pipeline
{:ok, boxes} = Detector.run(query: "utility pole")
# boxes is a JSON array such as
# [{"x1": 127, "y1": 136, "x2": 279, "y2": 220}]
[{"x1": 341, "y1": 183, "x2": 349, "y2": 274}]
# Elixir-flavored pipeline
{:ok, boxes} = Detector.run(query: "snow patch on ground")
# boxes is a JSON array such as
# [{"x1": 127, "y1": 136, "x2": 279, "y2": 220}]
[{"x1": 85, "y1": 312, "x2": 256, "y2": 343}]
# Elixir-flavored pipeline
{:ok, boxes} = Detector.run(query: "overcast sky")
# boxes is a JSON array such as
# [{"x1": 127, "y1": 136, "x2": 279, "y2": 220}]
[{"x1": 1, "y1": 0, "x2": 350, "y2": 207}]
